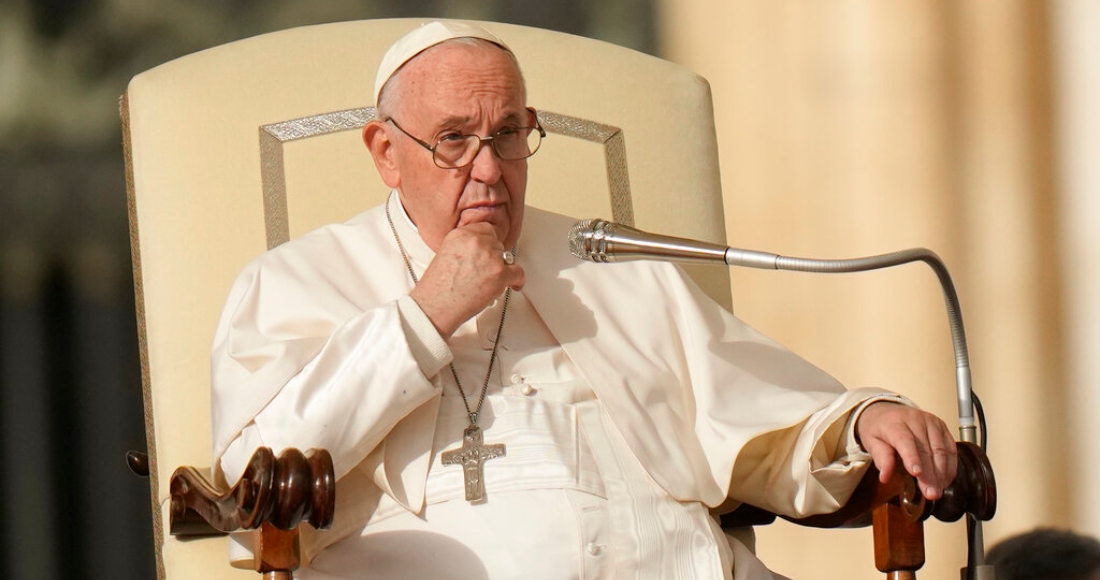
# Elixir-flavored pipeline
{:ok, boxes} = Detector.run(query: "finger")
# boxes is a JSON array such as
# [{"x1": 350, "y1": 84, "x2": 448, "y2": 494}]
[
  {"x1": 862, "y1": 438, "x2": 899, "y2": 484},
  {"x1": 910, "y1": 427, "x2": 956, "y2": 501},
  {"x1": 881, "y1": 425, "x2": 927, "y2": 481},
  {"x1": 897, "y1": 434, "x2": 948, "y2": 501},
  {"x1": 917, "y1": 476, "x2": 941, "y2": 500},
  {"x1": 927, "y1": 422, "x2": 958, "y2": 491},
  {"x1": 505, "y1": 264, "x2": 526, "y2": 291},
  {"x1": 443, "y1": 222, "x2": 503, "y2": 255},
  {"x1": 467, "y1": 222, "x2": 511, "y2": 252}
]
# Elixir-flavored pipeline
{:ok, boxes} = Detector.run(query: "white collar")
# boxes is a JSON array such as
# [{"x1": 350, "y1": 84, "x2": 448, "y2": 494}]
[{"x1": 386, "y1": 190, "x2": 435, "y2": 275}]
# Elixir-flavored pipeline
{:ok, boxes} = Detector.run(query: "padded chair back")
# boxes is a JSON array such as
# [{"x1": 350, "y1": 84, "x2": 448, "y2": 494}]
[{"x1": 123, "y1": 18, "x2": 729, "y2": 578}]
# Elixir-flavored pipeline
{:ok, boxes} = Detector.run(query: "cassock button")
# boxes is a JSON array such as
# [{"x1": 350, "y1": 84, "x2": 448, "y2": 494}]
[
  {"x1": 520, "y1": 384, "x2": 537, "y2": 396},
  {"x1": 586, "y1": 542, "x2": 602, "y2": 556}
]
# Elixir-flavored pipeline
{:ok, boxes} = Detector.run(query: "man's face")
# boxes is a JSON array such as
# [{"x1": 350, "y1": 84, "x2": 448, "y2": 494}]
[{"x1": 379, "y1": 41, "x2": 529, "y2": 252}]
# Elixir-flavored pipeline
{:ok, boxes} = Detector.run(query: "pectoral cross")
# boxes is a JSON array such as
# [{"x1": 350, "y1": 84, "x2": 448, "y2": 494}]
[{"x1": 441, "y1": 424, "x2": 506, "y2": 502}]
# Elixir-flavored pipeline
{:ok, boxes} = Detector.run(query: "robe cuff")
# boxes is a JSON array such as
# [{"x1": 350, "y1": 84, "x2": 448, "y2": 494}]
[{"x1": 397, "y1": 295, "x2": 453, "y2": 378}]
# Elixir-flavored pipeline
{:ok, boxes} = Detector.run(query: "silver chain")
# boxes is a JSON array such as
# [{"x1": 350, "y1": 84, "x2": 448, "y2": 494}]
[{"x1": 385, "y1": 199, "x2": 512, "y2": 426}]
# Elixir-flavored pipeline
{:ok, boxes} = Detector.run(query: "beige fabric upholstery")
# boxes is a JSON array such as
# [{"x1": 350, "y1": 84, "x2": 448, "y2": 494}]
[{"x1": 123, "y1": 18, "x2": 729, "y2": 579}]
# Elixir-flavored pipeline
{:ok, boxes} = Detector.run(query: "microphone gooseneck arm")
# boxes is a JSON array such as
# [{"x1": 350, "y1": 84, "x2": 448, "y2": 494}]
[
  {"x1": 569, "y1": 219, "x2": 977, "y2": 445},
  {"x1": 731, "y1": 247, "x2": 977, "y2": 447}
]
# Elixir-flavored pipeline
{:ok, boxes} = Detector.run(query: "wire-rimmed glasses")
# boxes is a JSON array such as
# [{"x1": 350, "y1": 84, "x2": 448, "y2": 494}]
[{"x1": 385, "y1": 107, "x2": 546, "y2": 169}]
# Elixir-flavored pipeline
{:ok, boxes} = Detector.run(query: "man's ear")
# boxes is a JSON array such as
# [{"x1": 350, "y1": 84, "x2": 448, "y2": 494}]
[{"x1": 363, "y1": 120, "x2": 401, "y2": 188}]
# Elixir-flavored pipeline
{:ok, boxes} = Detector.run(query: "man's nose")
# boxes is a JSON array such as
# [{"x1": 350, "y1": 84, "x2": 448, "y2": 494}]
[{"x1": 468, "y1": 140, "x2": 502, "y2": 183}]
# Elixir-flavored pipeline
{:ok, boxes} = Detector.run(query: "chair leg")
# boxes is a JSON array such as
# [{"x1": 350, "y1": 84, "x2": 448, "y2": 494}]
[
  {"x1": 254, "y1": 522, "x2": 301, "y2": 578},
  {"x1": 873, "y1": 500, "x2": 925, "y2": 579}
]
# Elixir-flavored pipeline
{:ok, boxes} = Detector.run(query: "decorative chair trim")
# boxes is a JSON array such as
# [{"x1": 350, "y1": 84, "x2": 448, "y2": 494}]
[{"x1": 259, "y1": 108, "x2": 633, "y2": 249}]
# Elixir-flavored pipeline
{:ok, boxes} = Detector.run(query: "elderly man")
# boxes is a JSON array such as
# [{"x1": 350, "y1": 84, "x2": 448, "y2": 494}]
[{"x1": 211, "y1": 20, "x2": 957, "y2": 580}]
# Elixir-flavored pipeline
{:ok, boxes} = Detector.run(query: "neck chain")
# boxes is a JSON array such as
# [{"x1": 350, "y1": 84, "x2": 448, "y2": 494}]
[{"x1": 386, "y1": 199, "x2": 510, "y2": 502}]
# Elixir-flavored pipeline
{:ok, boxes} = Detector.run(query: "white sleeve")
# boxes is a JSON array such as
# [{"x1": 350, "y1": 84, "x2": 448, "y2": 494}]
[{"x1": 218, "y1": 296, "x2": 452, "y2": 485}]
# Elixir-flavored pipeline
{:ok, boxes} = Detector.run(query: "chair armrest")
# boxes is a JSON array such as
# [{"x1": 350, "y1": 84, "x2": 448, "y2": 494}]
[
  {"x1": 169, "y1": 447, "x2": 336, "y2": 536},
  {"x1": 166, "y1": 447, "x2": 335, "y2": 577},
  {"x1": 721, "y1": 441, "x2": 996, "y2": 529}
]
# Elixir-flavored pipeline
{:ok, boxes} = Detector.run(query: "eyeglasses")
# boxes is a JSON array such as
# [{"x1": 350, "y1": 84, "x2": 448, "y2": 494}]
[{"x1": 385, "y1": 108, "x2": 546, "y2": 169}]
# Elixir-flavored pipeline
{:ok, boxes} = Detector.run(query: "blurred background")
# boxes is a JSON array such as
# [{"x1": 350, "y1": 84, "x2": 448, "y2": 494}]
[{"x1": 0, "y1": 1, "x2": 1096, "y2": 579}]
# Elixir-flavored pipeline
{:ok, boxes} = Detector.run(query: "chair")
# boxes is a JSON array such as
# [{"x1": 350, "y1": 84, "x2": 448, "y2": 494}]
[{"x1": 121, "y1": 18, "x2": 993, "y2": 579}]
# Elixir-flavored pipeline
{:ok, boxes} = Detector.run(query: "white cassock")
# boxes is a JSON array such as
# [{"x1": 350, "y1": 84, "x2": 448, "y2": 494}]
[{"x1": 211, "y1": 192, "x2": 903, "y2": 579}]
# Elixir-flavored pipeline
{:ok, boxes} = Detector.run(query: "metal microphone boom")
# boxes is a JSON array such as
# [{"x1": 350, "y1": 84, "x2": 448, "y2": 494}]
[{"x1": 569, "y1": 219, "x2": 976, "y2": 442}]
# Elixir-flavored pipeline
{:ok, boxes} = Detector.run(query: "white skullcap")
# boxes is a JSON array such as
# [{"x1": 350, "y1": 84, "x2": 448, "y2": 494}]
[{"x1": 373, "y1": 20, "x2": 511, "y2": 104}]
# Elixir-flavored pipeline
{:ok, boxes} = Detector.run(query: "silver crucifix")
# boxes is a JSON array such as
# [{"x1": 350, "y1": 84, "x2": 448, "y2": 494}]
[{"x1": 441, "y1": 424, "x2": 506, "y2": 502}]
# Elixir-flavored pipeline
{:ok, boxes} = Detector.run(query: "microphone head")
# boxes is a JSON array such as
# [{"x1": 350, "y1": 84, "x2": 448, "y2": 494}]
[
  {"x1": 568, "y1": 218, "x2": 609, "y2": 262},
  {"x1": 571, "y1": 218, "x2": 731, "y2": 265}
]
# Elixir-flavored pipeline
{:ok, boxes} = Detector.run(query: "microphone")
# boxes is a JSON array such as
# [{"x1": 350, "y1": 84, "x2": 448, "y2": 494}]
[{"x1": 567, "y1": 218, "x2": 781, "y2": 269}]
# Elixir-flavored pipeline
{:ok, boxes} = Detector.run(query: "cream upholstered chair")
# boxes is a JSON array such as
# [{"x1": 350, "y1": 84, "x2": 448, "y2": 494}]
[
  {"x1": 124, "y1": 17, "x2": 997, "y2": 580},
  {"x1": 123, "y1": 18, "x2": 731, "y2": 579}
]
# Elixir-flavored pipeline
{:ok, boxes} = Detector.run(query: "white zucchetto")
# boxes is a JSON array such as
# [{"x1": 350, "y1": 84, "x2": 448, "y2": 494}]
[{"x1": 374, "y1": 20, "x2": 511, "y2": 104}]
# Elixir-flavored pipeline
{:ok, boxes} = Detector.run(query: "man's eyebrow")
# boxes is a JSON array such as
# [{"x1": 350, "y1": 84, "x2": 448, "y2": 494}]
[
  {"x1": 432, "y1": 111, "x2": 526, "y2": 132},
  {"x1": 490, "y1": 112, "x2": 527, "y2": 132},
  {"x1": 435, "y1": 115, "x2": 473, "y2": 129}
]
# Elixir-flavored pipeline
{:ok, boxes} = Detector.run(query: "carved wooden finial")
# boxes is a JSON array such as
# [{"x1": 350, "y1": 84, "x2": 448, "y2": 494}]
[{"x1": 169, "y1": 447, "x2": 335, "y2": 537}]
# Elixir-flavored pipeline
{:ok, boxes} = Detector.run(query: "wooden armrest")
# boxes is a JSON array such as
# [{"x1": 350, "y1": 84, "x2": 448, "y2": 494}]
[
  {"x1": 721, "y1": 441, "x2": 995, "y2": 529},
  {"x1": 169, "y1": 447, "x2": 335, "y2": 536},
  {"x1": 721, "y1": 442, "x2": 995, "y2": 578},
  {"x1": 168, "y1": 447, "x2": 336, "y2": 578}
]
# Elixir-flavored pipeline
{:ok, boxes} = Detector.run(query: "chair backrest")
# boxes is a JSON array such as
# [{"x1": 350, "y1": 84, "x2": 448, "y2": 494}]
[{"x1": 123, "y1": 18, "x2": 730, "y2": 578}]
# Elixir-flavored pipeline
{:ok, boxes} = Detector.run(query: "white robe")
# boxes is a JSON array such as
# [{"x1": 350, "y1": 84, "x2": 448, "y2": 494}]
[{"x1": 210, "y1": 196, "x2": 894, "y2": 576}]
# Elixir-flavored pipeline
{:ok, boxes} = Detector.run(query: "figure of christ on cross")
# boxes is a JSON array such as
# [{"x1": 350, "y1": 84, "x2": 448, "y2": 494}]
[{"x1": 441, "y1": 425, "x2": 507, "y2": 502}]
